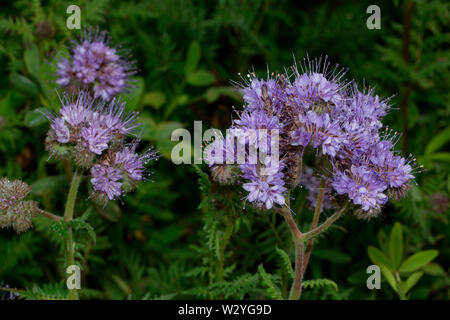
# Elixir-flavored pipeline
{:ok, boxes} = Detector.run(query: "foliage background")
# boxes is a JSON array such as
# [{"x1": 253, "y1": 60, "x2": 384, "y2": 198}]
[{"x1": 0, "y1": 0, "x2": 448, "y2": 299}]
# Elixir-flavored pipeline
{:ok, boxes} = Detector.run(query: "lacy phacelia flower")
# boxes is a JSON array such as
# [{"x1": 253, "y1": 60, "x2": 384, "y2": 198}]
[
  {"x1": 55, "y1": 28, "x2": 135, "y2": 101},
  {"x1": 0, "y1": 178, "x2": 38, "y2": 233},
  {"x1": 208, "y1": 56, "x2": 417, "y2": 217},
  {"x1": 44, "y1": 92, "x2": 158, "y2": 203}
]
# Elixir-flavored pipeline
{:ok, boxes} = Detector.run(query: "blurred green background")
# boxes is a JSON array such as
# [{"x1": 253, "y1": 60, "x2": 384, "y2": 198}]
[{"x1": 0, "y1": 0, "x2": 449, "y2": 299}]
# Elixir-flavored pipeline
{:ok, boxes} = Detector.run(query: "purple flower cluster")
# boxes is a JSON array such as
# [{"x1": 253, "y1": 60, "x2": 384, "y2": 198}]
[
  {"x1": 56, "y1": 28, "x2": 135, "y2": 101},
  {"x1": 207, "y1": 56, "x2": 416, "y2": 217},
  {"x1": 45, "y1": 92, "x2": 158, "y2": 202}
]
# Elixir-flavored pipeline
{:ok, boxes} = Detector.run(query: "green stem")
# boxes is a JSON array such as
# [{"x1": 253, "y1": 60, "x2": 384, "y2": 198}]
[
  {"x1": 302, "y1": 180, "x2": 325, "y2": 274},
  {"x1": 302, "y1": 205, "x2": 347, "y2": 242},
  {"x1": 64, "y1": 170, "x2": 82, "y2": 300},
  {"x1": 277, "y1": 199, "x2": 347, "y2": 300},
  {"x1": 278, "y1": 206, "x2": 304, "y2": 300},
  {"x1": 35, "y1": 208, "x2": 62, "y2": 222}
]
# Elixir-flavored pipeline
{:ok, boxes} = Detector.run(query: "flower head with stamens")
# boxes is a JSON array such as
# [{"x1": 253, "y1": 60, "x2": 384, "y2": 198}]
[
  {"x1": 55, "y1": 27, "x2": 136, "y2": 101},
  {"x1": 208, "y1": 56, "x2": 417, "y2": 217},
  {"x1": 43, "y1": 91, "x2": 158, "y2": 204}
]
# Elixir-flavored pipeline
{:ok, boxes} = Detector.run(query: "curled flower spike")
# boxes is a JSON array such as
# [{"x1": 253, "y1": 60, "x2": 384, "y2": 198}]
[
  {"x1": 0, "y1": 178, "x2": 38, "y2": 233},
  {"x1": 90, "y1": 142, "x2": 158, "y2": 202},
  {"x1": 54, "y1": 27, "x2": 136, "y2": 101},
  {"x1": 211, "y1": 56, "x2": 416, "y2": 217}
]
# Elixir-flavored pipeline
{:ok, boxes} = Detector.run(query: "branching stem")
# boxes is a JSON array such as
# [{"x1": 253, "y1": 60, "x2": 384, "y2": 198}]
[{"x1": 63, "y1": 170, "x2": 82, "y2": 300}]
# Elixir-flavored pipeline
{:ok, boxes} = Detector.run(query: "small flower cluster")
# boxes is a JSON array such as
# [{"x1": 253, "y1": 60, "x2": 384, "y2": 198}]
[
  {"x1": 55, "y1": 28, "x2": 135, "y2": 101},
  {"x1": 44, "y1": 92, "x2": 158, "y2": 203},
  {"x1": 206, "y1": 57, "x2": 416, "y2": 217},
  {"x1": 0, "y1": 178, "x2": 38, "y2": 233}
]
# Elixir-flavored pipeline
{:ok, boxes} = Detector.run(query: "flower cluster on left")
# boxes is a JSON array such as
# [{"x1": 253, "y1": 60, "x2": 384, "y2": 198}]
[{"x1": 44, "y1": 91, "x2": 158, "y2": 203}]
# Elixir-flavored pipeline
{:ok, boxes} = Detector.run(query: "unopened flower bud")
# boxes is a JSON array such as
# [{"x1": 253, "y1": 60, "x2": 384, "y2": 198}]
[{"x1": 210, "y1": 164, "x2": 239, "y2": 185}]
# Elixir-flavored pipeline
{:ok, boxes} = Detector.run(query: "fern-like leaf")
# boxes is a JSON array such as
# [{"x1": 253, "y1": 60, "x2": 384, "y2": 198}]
[
  {"x1": 275, "y1": 246, "x2": 294, "y2": 279},
  {"x1": 257, "y1": 264, "x2": 283, "y2": 300},
  {"x1": 302, "y1": 278, "x2": 339, "y2": 292}
]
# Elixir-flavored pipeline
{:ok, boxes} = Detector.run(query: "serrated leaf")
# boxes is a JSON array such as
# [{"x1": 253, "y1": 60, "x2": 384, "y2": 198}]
[
  {"x1": 302, "y1": 278, "x2": 338, "y2": 292},
  {"x1": 257, "y1": 264, "x2": 282, "y2": 300},
  {"x1": 72, "y1": 219, "x2": 96, "y2": 244},
  {"x1": 389, "y1": 223, "x2": 403, "y2": 269},
  {"x1": 399, "y1": 250, "x2": 439, "y2": 273},
  {"x1": 186, "y1": 70, "x2": 215, "y2": 86},
  {"x1": 275, "y1": 246, "x2": 294, "y2": 279},
  {"x1": 368, "y1": 246, "x2": 393, "y2": 270}
]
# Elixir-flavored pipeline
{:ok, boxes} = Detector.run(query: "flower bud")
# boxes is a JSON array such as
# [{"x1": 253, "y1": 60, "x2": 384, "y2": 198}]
[{"x1": 210, "y1": 164, "x2": 239, "y2": 185}]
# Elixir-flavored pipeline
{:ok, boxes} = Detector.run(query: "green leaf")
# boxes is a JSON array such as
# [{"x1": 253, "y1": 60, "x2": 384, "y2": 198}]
[
  {"x1": 31, "y1": 175, "x2": 67, "y2": 197},
  {"x1": 24, "y1": 108, "x2": 47, "y2": 127},
  {"x1": 399, "y1": 250, "x2": 439, "y2": 273},
  {"x1": 368, "y1": 246, "x2": 393, "y2": 270},
  {"x1": 302, "y1": 278, "x2": 338, "y2": 292},
  {"x1": 425, "y1": 127, "x2": 450, "y2": 155},
  {"x1": 389, "y1": 223, "x2": 403, "y2": 269},
  {"x1": 72, "y1": 218, "x2": 96, "y2": 244},
  {"x1": 204, "y1": 86, "x2": 242, "y2": 103},
  {"x1": 184, "y1": 41, "x2": 201, "y2": 74},
  {"x1": 142, "y1": 91, "x2": 166, "y2": 109},
  {"x1": 257, "y1": 264, "x2": 282, "y2": 300},
  {"x1": 405, "y1": 271, "x2": 423, "y2": 293},
  {"x1": 380, "y1": 265, "x2": 397, "y2": 293},
  {"x1": 10, "y1": 73, "x2": 39, "y2": 96},
  {"x1": 24, "y1": 44, "x2": 41, "y2": 81},
  {"x1": 121, "y1": 76, "x2": 144, "y2": 110},
  {"x1": 186, "y1": 70, "x2": 215, "y2": 86},
  {"x1": 154, "y1": 121, "x2": 188, "y2": 159},
  {"x1": 429, "y1": 152, "x2": 450, "y2": 163},
  {"x1": 275, "y1": 246, "x2": 294, "y2": 279},
  {"x1": 421, "y1": 262, "x2": 446, "y2": 276}
]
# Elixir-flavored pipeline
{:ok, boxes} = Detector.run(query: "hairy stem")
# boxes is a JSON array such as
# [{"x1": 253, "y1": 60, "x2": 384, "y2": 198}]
[
  {"x1": 302, "y1": 205, "x2": 347, "y2": 242},
  {"x1": 63, "y1": 170, "x2": 82, "y2": 300},
  {"x1": 302, "y1": 180, "x2": 325, "y2": 275},
  {"x1": 35, "y1": 208, "x2": 62, "y2": 222},
  {"x1": 278, "y1": 206, "x2": 304, "y2": 300}
]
